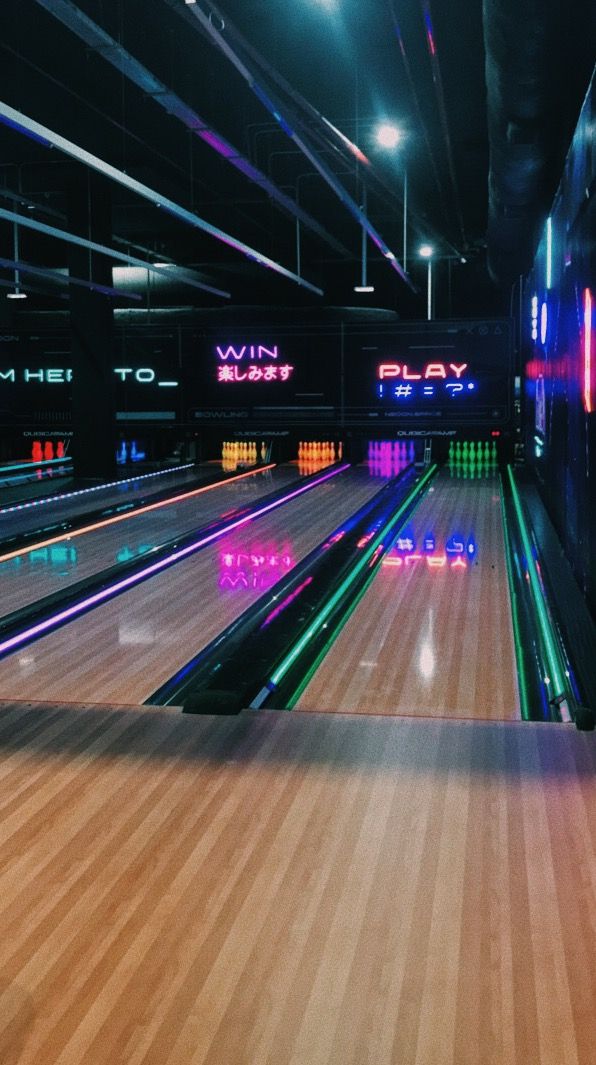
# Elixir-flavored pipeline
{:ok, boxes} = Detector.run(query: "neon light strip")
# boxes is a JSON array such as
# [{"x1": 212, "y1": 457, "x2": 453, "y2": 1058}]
[
  {"x1": 0, "y1": 456, "x2": 73, "y2": 475},
  {"x1": 269, "y1": 465, "x2": 436, "y2": 688},
  {"x1": 506, "y1": 465, "x2": 570, "y2": 719},
  {"x1": 0, "y1": 464, "x2": 349, "y2": 659},
  {"x1": 499, "y1": 475, "x2": 530, "y2": 720},
  {"x1": 0, "y1": 465, "x2": 275, "y2": 564},
  {"x1": 546, "y1": 216, "x2": 553, "y2": 289},
  {"x1": 584, "y1": 288, "x2": 593, "y2": 414},
  {"x1": 0, "y1": 463, "x2": 196, "y2": 516}
]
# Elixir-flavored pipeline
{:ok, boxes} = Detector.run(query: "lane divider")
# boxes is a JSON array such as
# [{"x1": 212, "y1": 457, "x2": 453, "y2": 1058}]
[
  {"x1": 0, "y1": 465, "x2": 275, "y2": 564},
  {"x1": 0, "y1": 464, "x2": 349, "y2": 660},
  {"x1": 263, "y1": 464, "x2": 436, "y2": 698}
]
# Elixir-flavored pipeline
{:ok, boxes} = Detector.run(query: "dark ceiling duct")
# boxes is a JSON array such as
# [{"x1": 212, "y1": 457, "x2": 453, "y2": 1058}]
[{"x1": 483, "y1": 0, "x2": 561, "y2": 284}]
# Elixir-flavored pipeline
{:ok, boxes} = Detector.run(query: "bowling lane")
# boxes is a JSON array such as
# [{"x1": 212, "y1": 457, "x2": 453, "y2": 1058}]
[
  {"x1": 0, "y1": 465, "x2": 296, "y2": 619},
  {"x1": 0, "y1": 463, "x2": 221, "y2": 537},
  {"x1": 295, "y1": 470, "x2": 521, "y2": 719},
  {"x1": 0, "y1": 467, "x2": 385, "y2": 704}
]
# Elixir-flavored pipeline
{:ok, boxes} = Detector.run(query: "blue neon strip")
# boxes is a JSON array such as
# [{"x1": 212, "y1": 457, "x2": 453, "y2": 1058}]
[
  {"x1": 0, "y1": 464, "x2": 349, "y2": 658},
  {"x1": 0, "y1": 463, "x2": 195, "y2": 515}
]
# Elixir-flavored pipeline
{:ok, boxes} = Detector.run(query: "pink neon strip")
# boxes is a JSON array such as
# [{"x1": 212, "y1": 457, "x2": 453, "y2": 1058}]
[
  {"x1": 0, "y1": 465, "x2": 349, "y2": 658},
  {"x1": 584, "y1": 288, "x2": 593, "y2": 414}
]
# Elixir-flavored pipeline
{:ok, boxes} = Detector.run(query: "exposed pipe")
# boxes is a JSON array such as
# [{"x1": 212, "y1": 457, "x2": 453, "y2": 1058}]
[
  {"x1": 0, "y1": 101, "x2": 322, "y2": 295},
  {"x1": 178, "y1": 0, "x2": 415, "y2": 290},
  {"x1": 32, "y1": 0, "x2": 350, "y2": 260}
]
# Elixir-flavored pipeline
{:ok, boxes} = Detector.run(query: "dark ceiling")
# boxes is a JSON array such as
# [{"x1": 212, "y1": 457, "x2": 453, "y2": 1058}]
[{"x1": 0, "y1": 0, "x2": 592, "y2": 321}]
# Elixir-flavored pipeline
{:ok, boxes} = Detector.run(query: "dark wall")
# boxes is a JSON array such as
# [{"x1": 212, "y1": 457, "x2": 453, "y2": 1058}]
[{"x1": 524, "y1": 72, "x2": 595, "y2": 616}]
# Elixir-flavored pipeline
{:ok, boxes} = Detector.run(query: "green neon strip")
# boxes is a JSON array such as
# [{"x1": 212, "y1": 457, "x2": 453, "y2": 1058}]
[
  {"x1": 270, "y1": 464, "x2": 437, "y2": 688},
  {"x1": 506, "y1": 465, "x2": 566, "y2": 699},
  {"x1": 499, "y1": 474, "x2": 531, "y2": 720}
]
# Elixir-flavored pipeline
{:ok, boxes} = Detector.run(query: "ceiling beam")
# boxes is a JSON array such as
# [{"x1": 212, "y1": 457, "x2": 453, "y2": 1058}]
[
  {"x1": 0, "y1": 204, "x2": 232, "y2": 297},
  {"x1": 0, "y1": 256, "x2": 142, "y2": 300},
  {"x1": 0, "y1": 101, "x2": 323, "y2": 296},
  {"x1": 178, "y1": 0, "x2": 415, "y2": 292}
]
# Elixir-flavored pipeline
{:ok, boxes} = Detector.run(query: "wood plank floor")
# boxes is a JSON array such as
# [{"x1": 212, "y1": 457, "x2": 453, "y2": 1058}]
[
  {"x1": 0, "y1": 469, "x2": 382, "y2": 705},
  {"x1": 0, "y1": 704, "x2": 593, "y2": 1065},
  {"x1": 296, "y1": 471, "x2": 520, "y2": 719},
  {"x1": 0, "y1": 466, "x2": 297, "y2": 619}
]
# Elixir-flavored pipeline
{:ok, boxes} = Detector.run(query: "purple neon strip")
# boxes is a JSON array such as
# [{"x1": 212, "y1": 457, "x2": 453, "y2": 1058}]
[{"x1": 0, "y1": 464, "x2": 349, "y2": 657}]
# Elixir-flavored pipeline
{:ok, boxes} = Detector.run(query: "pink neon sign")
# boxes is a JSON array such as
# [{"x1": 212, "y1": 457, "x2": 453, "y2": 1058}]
[
  {"x1": 378, "y1": 362, "x2": 468, "y2": 380},
  {"x1": 218, "y1": 364, "x2": 293, "y2": 383},
  {"x1": 216, "y1": 344, "x2": 279, "y2": 361},
  {"x1": 215, "y1": 342, "x2": 294, "y2": 383}
]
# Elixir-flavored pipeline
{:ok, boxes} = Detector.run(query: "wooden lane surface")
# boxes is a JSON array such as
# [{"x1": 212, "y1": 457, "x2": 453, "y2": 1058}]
[
  {"x1": 296, "y1": 471, "x2": 520, "y2": 719},
  {"x1": 0, "y1": 465, "x2": 206, "y2": 536},
  {"x1": 0, "y1": 468, "x2": 383, "y2": 705},
  {"x1": 0, "y1": 466, "x2": 298, "y2": 619},
  {"x1": 0, "y1": 704, "x2": 593, "y2": 1065}
]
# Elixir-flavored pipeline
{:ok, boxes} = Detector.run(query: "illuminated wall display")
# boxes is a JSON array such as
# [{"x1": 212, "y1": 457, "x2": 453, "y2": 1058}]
[
  {"x1": 0, "y1": 320, "x2": 512, "y2": 430},
  {"x1": 584, "y1": 288, "x2": 593, "y2": 415},
  {"x1": 376, "y1": 361, "x2": 476, "y2": 401},
  {"x1": 0, "y1": 368, "x2": 73, "y2": 383},
  {"x1": 215, "y1": 342, "x2": 294, "y2": 384}
]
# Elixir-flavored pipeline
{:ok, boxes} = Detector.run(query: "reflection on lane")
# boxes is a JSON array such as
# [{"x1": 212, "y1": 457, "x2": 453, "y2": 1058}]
[
  {"x1": 217, "y1": 539, "x2": 295, "y2": 593},
  {"x1": 380, "y1": 523, "x2": 478, "y2": 571}
]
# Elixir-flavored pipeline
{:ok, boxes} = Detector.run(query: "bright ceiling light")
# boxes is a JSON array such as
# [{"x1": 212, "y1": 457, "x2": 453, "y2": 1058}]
[
  {"x1": 354, "y1": 285, "x2": 375, "y2": 293},
  {"x1": 418, "y1": 244, "x2": 434, "y2": 258},
  {"x1": 6, "y1": 290, "x2": 27, "y2": 299},
  {"x1": 375, "y1": 123, "x2": 402, "y2": 150}
]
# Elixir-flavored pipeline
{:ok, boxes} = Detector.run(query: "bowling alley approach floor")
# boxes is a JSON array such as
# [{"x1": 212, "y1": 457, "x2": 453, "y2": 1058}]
[{"x1": 0, "y1": 702, "x2": 594, "y2": 1065}]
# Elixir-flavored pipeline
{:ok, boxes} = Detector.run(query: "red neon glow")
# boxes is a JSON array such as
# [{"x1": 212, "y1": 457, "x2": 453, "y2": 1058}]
[
  {"x1": 584, "y1": 288, "x2": 593, "y2": 414},
  {"x1": 378, "y1": 362, "x2": 467, "y2": 380},
  {"x1": 218, "y1": 364, "x2": 293, "y2": 383}
]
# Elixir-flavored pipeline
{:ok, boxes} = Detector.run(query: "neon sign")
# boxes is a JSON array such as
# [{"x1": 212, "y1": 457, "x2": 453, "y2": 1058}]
[
  {"x1": 584, "y1": 288, "x2": 593, "y2": 415},
  {"x1": 376, "y1": 361, "x2": 476, "y2": 401},
  {"x1": 378, "y1": 362, "x2": 468, "y2": 380},
  {"x1": 215, "y1": 342, "x2": 295, "y2": 384},
  {"x1": 216, "y1": 344, "x2": 279, "y2": 361},
  {"x1": 0, "y1": 367, "x2": 178, "y2": 387},
  {"x1": 218, "y1": 364, "x2": 293, "y2": 383},
  {"x1": 0, "y1": 368, "x2": 73, "y2": 384}
]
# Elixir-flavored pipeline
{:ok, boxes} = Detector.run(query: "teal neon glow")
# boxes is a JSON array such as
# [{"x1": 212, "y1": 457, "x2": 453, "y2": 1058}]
[
  {"x1": 506, "y1": 465, "x2": 567, "y2": 705},
  {"x1": 270, "y1": 465, "x2": 436, "y2": 687},
  {"x1": 0, "y1": 456, "x2": 72, "y2": 475},
  {"x1": 546, "y1": 216, "x2": 553, "y2": 289},
  {"x1": 499, "y1": 476, "x2": 530, "y2": 719}
]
